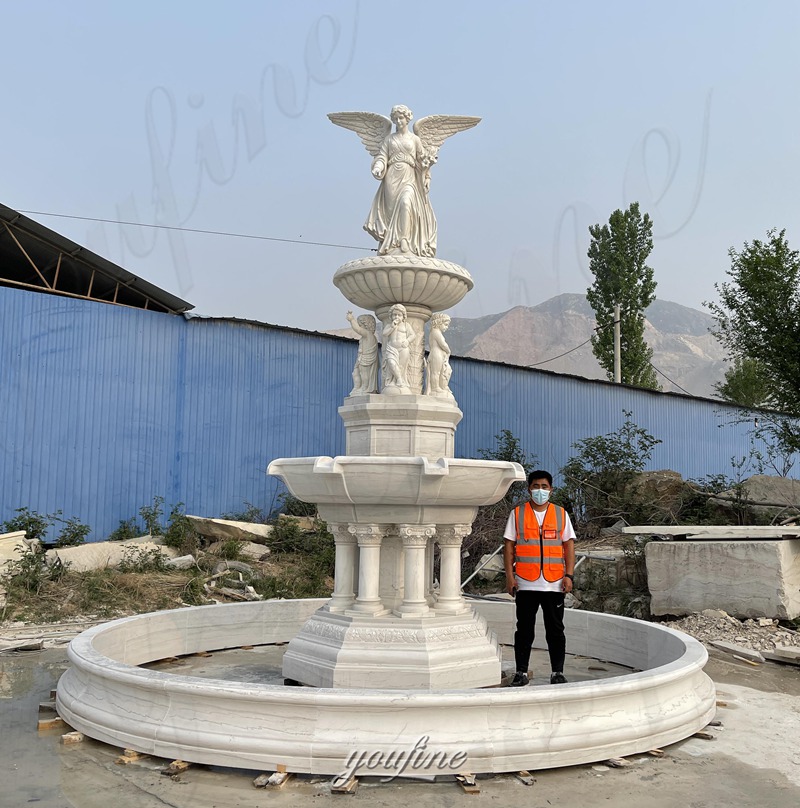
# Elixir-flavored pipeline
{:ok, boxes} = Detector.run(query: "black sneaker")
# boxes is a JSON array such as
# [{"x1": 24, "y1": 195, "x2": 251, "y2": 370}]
[
  {"x1": 509, "y1": 671, "x2": 529, "y2": 687},
  {"x1": 549, "y1": 672, "x2": 568, "y2": 684}
]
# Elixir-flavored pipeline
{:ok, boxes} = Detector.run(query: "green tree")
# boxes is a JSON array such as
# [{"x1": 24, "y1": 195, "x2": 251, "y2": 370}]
[
  {"x1": 586, "y1": 202, "x2": 659, "y2": 389},
  {"x1": 714, "y1": 357, "x2": 772, "y2": 409},
  {"x1": 707, "y1": 229, "x2": 800, "y2": 424}
]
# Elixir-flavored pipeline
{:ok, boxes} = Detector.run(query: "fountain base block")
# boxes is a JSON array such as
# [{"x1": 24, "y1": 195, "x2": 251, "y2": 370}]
[{"x1": 281, "y1": 607, "x2": 502, "y2": 689}]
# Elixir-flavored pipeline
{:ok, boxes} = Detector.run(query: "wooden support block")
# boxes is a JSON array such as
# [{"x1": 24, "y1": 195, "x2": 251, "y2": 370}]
[
  {"x1": 647, "y1": 749, "x2": 665, "y2": 757},
  {"x1": 162, "y1": 760, "x2": 192, "y2": 776},
  {"x1": 240, "y1": 645, "x2": 254, "y2": 650},
  {"x1": 251, "y1": 769, "x2": 293, "y2": 789},
  {"x1": 455, "y1": 773, "x2": 480, "y2": 794},
  {"x1": 708, "y1": 719, "x2": 723, "y2": 727},
  {"x1": 38, "y1": 701, "x2": 57, "y2": 714},
  {"x1": 605, "y1": 757, "x2": 633, "y2": 768},
  {"x1": 716, "y1": 700, "x2": 729, "y2": 707},
  {"x1": 693, "y1": 731, "x2": 715, "y2": 740},
  {"x1": 50, "y1": 689, "x2": 58, "y2": 699},
  {"x1": 732, "y1": 655, "x2": 761, "y2": 667},
  {"x1": 116, "y1": 749, "x2": 149, "y2": 765},
  {"x1": 330, "y1": 774, "x2": 359, "y2": 794},
  {"x1": 267, "y1": 772, "x2": 293, "y2": 788},
  {"x1": 192, "y1": 651, "x2": 212, "y2": 658},
  {"x1": 60, "y1": 731, "x2": 84, "y2": 745},
  {"x1": 38, "y1": 716, "x2": 67, "y2": 732},
  {"x1": 515, "y1": 770, "x2": 536, "y2": 785}
]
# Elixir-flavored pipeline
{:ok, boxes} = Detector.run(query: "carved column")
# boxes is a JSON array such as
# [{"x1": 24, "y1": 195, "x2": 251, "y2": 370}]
[
  {"x1": 395, "y1": 524, "x2": 435, "y2": 617},
  {"x1": 435, "y1": 524, "x2": 472, "y2": 613},
  {"x1": 327, "y1": 522, "x2": 357, "y2": 612},
  {"x1": 347, "y1": 524, "x2": 387, "y2": 615}
]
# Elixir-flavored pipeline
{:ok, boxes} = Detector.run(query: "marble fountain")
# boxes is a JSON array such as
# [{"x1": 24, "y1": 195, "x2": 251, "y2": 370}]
[{"x1": 56, "y1": 104, "x2": 716, "y2": 779}]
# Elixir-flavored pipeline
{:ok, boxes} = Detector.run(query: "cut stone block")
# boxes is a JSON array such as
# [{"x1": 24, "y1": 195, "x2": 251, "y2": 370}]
[
  {"x1": 773, "y1": 645, "x2": 800, "y2": 661},
  {"x1": 646, "y1": 539, "x2": 800, "y2": 619},
  {"x1": 277, "y1": 514, "x2": 316, "y2": 532},
  {"x1": 0, "y1": 531, "x2": 27, "y2": 572},
  {"x1": 206, "y1": 540, "x2": 269, "y2": 561},
  {"x1": 709, "y1": 641, "x2": 764, "y2": 663},
  {"x1": 46, "y1": 539, "x2": 179, "y2": 572},
  {"x1": 187, "y1": 516, "x2": 273, "y2": 543}
]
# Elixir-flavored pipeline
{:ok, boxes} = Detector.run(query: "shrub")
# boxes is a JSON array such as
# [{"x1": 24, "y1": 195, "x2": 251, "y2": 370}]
[
  {"x1": 559, "y1": 410, "x2": 661, "y2": 534},
  {"x1": 163, "y1": 503, "x2": 198, "y2": 555},
  {"x1": 54, "y1": 517, "x2": 91, "y2": 548},
  {"x1": 108, "y1": 518, "x2": 143, "y2": 542},
  {"x1": 2, "y1": 507, "x2": 60, "y2": 542},
  {"x1": 139, "y1": 496, "x2": 165, "y2": 536}
]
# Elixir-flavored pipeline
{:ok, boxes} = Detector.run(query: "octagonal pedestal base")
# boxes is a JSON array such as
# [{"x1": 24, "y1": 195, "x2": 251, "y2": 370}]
[
  {"x1": 281, "y1": 607, "x2": 501, "y2": 689},
  {"x1": 339, "y1": 394, "x2": 462, "y2": 460}
]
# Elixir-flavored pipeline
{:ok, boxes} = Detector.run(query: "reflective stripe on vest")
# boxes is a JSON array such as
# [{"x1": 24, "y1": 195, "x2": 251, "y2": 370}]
[{"x1": 514, "y1": 502, "x2": 566, "y2": 583}]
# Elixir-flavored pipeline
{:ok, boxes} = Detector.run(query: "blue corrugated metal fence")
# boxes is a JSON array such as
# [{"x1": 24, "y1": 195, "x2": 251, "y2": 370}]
[{"x1": 0, "y1": 285, "x2": 765, "y2": 540}]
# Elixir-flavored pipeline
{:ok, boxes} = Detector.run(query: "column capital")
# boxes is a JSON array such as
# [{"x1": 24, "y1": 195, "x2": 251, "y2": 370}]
[
  {"x1": 328, "y1": 522, "x2": 357, "y2": 545},
  {"x1": 398, "y1": 524, "x2": 436, "y2": 546},
  {"x1": 435, "y1": 524, "x2": 472, "y2": 546},
  {"x1": 348, "y1": 523, "x2": 387, "y2": 547}
]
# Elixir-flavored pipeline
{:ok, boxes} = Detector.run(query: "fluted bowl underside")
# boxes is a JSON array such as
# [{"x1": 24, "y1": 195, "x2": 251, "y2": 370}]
[{"x1": 333, "y1": 255, "x2": 474, "y2": 311}]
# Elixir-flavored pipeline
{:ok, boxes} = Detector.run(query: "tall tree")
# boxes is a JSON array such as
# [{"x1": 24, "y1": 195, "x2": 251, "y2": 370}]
[
  {"x1": 586, "y1": 202, "x2": 658, "y2": 389},
  {"x1": 706, "y1": 228, "x2": 800, "y2": 445}
]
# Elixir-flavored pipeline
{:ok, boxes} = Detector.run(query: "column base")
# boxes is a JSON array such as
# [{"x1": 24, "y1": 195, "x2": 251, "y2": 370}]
[
  {"x1": 281, "y1": 607, "x2": 502, "y2": 689},
  {"x1": 392, "y1": 604, "x2": 434, "y2": 619}
]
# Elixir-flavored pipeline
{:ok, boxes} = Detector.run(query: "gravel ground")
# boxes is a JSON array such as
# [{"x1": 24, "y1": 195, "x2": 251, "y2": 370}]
[{"x1": 663, "y1": 610, "x2": 800, "y2": 652}]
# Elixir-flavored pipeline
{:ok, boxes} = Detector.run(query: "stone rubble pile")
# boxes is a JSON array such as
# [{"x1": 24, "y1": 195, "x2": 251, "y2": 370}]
[{"x1": 664, "y1": 609, "x2": 800, "y2": 653}]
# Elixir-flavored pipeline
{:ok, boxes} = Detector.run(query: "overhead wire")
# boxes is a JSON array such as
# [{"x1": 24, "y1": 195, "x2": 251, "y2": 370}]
[
  {"x1": 17, "y1": 210, "x2": 695, "y2": 394},
  {"x1": 525, "y1": 320, "x2": 614, "y2": 368},
  {"x1": 647, "y1": 361, "x2": 693, "y2": 395},
  {"x1": 17, "y1": 209, "x2": 376, "y2": 253}
]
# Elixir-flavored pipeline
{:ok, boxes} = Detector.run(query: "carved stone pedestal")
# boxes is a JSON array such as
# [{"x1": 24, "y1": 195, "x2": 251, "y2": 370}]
[
  {"x1": 339, "y1": 394, "x2": 462, "y2": 460},
  {"x1": 280, "y1": 609, "x2": 502, "y2": 689}
]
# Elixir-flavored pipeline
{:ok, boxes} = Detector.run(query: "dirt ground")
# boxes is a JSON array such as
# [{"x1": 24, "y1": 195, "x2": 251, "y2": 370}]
[{"x1": 1, "y1": 644, "x2": 800, "y2": 808}]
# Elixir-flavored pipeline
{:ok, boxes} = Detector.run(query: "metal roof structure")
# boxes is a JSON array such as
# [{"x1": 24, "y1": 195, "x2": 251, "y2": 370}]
[{"x1": 0, "y1": 203, "x2": 193, "y2": 314}]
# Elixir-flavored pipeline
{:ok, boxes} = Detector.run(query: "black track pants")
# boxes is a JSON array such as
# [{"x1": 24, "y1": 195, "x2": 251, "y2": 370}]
[{"x1": 513, "y1": 589, "x2": 566, "y2": 673}]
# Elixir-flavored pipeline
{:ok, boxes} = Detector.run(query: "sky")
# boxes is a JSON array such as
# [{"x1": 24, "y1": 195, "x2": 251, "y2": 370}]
[{"x1": 3, "y1": 0, "x2": 799, "y2": 331}]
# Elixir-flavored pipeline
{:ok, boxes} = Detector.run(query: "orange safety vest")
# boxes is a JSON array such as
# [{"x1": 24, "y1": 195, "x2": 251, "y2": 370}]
[{"x1": 514, "y1": 502, "x2": 566, "y2": 582}]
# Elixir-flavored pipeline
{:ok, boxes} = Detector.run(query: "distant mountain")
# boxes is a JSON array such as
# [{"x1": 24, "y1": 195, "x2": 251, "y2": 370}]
[{"x1": 329, "y1": 293, "x2": 728, "y2": 398}]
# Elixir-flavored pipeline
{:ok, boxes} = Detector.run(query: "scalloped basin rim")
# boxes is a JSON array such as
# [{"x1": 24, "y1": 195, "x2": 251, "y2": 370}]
[
  {"x1": 268, "y1": 456, "x2": 526, "y2": 475},
  {"x1": 267, "y1": 456, "x2": 526, "y2": 506}
]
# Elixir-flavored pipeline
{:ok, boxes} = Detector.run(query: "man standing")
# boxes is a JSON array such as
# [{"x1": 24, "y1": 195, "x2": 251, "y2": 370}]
[{"x1": 504, "y1": 470, "x2": 576, "y2": 686}]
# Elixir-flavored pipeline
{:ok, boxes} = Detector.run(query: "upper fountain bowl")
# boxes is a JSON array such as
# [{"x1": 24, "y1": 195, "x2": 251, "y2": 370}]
[
  {"x1": 333, "y1": 255, "x2": 474, "y2": 312},
  {"x1": 268, "y1": 455, "x2": 524, "y2": 524}
]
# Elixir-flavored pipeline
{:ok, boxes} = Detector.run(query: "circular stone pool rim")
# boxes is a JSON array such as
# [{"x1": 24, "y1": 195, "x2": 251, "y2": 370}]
[{"x1": 56, "y1": 598, "x2": 716, "y2": 776}]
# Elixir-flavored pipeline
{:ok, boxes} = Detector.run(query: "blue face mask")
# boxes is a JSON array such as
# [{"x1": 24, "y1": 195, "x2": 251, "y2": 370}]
[{"x1": 530, "y1": 489, "x2": 550, "y2": 506}]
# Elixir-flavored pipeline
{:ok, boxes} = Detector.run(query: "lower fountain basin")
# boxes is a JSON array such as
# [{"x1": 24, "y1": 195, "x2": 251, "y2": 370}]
[{"x1": 56, "y1": 599, "x2": 715, "y2": 777}]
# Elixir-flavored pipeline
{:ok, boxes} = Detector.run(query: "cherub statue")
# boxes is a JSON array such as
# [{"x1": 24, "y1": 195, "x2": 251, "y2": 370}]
[
  {"x1": 381, "y1": 303, "x2": 414, "y2": 392},
  {"x1": 328, "y1": 105, "x2": 480, "y2": 257},
  {"x1": 346, "y1": 311, "x2": 379, "y2": 395},
  {"x1": 426, "y1": 313, "x2": 455, "y2": 400}
]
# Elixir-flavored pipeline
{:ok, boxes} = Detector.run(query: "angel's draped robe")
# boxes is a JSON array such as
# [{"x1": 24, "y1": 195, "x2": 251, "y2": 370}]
[{"x1": 365, "y1": 132, "x2": 437, "y2": 258}]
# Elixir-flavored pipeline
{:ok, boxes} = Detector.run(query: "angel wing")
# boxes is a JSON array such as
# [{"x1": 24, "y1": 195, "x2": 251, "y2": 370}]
[
  {"x1": 413, "y1": 115, "x2": 481, "y2": 152},
  {"x1": 328, "y1": 111, "x2": 392, "y2": 157}
]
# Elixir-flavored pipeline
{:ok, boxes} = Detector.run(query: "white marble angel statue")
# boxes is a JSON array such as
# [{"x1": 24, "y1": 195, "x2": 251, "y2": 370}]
[{"x1": 328, "y1": 105, "x2": 480, "y2": 257}]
